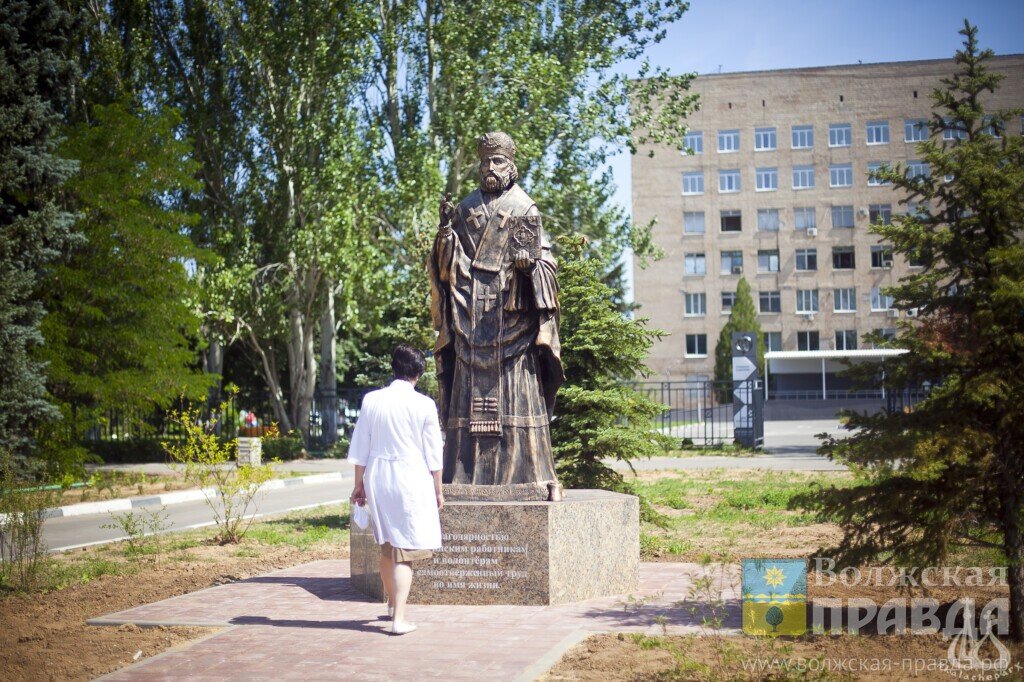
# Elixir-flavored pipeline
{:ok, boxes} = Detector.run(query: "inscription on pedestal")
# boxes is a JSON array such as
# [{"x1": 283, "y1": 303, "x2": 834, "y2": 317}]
[
  {"x1": 349, "y1": 489, "x2": 639, "y2": 606},
  {"x1": 421, "y1": 533, "x2": 529, "y2": 592}
]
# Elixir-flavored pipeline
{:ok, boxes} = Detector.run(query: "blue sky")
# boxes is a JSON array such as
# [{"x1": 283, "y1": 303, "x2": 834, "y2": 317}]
[{"x1": 612, "y1": 0, "x2": 1024, "y2": 293}]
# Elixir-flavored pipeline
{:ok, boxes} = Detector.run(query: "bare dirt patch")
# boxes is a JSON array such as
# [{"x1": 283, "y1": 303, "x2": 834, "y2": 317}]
[
  {"x1": 0, "y1": 513, "x2": 348, "y2": 681},
  {"x1": 544, "y1": 632, "x2": 1024, "y2": 681}
]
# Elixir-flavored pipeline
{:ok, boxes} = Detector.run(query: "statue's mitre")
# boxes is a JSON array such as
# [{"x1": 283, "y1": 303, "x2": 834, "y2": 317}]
[{"x1": 476, "y1": 131, "x2": 516, "y2": 161}]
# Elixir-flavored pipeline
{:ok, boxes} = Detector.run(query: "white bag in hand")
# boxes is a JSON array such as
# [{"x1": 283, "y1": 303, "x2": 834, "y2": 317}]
[{"x1": 351, "y1": 502, "x2": 370, "y2": 530}]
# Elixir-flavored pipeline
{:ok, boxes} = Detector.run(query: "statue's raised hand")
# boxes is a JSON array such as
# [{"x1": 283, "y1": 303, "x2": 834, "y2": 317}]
[{"x1": 439, "y1": 192, "x2": 454, "y2": 228}]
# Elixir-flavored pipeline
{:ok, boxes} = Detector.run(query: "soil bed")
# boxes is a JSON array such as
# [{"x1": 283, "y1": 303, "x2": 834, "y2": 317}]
[{"x1": 0, "y1": 506, "x2": 349, "y2": 681}]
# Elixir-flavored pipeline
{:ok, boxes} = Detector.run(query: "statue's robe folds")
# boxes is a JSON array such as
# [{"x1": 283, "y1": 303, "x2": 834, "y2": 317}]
[{"x1": 429, "y1": 184, "x2": 564, "y2": 485}]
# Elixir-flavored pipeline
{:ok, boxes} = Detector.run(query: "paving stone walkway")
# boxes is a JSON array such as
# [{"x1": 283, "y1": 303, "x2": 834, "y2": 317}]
[{"x1": 93, "y1": 560, "x2": 742, "y2": 681}]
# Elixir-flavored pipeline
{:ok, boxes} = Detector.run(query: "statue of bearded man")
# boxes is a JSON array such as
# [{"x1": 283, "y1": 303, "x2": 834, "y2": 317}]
[{"x1": 428, "y1": 132, "x2": 564, "y2": 486}]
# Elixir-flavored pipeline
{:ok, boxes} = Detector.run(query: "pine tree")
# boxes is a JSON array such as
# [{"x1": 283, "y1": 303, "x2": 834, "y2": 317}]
[
  {"x1": 713, "y1": 278, "x2": 764, "y2": 386},
  {"x1": 551, "y1": 236, "x2": 675, "y2": 492},
  {"x1": 798, "y1": 23, "x2": 1024, "y2": 641},
  {"x1": 36, "y1": 102, "x2": 213, "y2": 460},
  {"x1": 0, "y1": 0, "x2": 78, "y2": 454}
]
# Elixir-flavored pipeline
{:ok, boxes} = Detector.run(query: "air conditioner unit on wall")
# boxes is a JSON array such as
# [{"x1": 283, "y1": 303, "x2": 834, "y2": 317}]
[
  {"x1": 806, "y1": 227, "x2": 818, "y2": 237},
  {"x1": 906, "y1": 308, "x2": 919, "y2": 317},
  {"x1": 732, "y1": 265, "x2": 743, "y2": 274},
  {"x1": 887, "y1": 309, "x2": 900, "y2": 318}
]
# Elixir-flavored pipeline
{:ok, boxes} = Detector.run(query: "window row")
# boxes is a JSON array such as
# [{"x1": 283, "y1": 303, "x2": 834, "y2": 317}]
[
  {"x1": 682, "y1": 205, "x2": 895, "y2": 233},
  {"x1": 683, "y1": 245, "x2": 899, "y2": 276},
  {"x1": 680, "y1": 117, "x2": 1018, "y2": 155},
  {"x1": 680, "y1": 160, "x2": 928, "y2": 195},
  {"x1": 685, "y1": 328, "x2": 898, "y2": 356},
  {"x1": 682, "y1": 287, "x2": 895, "y2": 317}
]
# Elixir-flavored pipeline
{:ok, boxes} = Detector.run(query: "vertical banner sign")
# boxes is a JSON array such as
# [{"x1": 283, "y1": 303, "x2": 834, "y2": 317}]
[
  {"x1": 742, "y1": 558, "x2": 808, "y2": 635},
  {"x1": 731, "y1": 332, "x2": 757, "y2": 447}
]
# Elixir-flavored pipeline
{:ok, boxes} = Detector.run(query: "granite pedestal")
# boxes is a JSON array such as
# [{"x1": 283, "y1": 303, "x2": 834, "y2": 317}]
[{"x1": 350, "y1": 488, "x2": 639, "y2": 606}]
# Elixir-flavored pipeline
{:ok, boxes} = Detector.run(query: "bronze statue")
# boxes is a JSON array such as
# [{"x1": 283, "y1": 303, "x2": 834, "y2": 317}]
[{"x1": 429, "y1": 132, "x2": 564, "y2": 486}]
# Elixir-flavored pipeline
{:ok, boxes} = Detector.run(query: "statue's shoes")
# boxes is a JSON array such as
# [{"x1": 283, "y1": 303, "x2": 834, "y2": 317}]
[{"x1": 390, "y1": 620, "x2": 417, "y2": 635}]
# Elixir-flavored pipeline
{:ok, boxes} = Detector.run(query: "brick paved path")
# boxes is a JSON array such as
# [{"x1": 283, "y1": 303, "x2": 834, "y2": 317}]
[{"x1": 93, "y1": 561, "x2": 741, "y2": 681}]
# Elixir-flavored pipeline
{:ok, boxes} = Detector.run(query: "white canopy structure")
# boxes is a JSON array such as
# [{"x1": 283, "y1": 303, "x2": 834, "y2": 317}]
[{"x1": 763, "y1": 349, "x2": 909, "y2": 399}]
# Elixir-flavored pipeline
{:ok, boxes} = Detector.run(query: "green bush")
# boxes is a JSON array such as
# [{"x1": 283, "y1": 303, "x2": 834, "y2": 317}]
[
  {"x1": 260, "y1": 432, "x2": 306, "y2": 460},
  {"x1": 83, "y1": 439, "x2": 170, "y2": 464}
]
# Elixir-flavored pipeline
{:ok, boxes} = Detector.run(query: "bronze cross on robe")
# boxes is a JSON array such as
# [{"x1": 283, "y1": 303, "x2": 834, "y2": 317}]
[
  {"x1": 496, "y1": 208, "x2": 512, "y2": 228},
  {"x1": 476, "y1": 291, "x2": 498, "y2": 311},
  {"x1": 467, "y1": 207, "x2": 486, "y2": 231}
]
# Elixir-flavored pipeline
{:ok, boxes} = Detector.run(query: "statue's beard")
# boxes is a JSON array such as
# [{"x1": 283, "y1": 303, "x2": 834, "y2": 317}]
[{"x1": 480, "y1": 170, "x2": 512, "y2": 194}]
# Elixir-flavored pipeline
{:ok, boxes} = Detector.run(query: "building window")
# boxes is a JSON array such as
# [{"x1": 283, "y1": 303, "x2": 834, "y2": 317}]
[
  {"x1": 758, "y1": 249, "x2": 780, "y2": 272},
  {"x1": 832, "y1": 246, "x2": 855, "y2": 270},
  {"x1": 682, "y1": 171, "x2": 704, "y2": 195},
  {"x1": 943, "y1": 117, "x2": 968, "y2": 140},
  {"x1": 867, "y1": 161, "x2": 890, "y2": 186},
  {"x1": 792, "y1": 125, "x2": 813, "y2": 149},
  {"x1": 834, "y1": 287, "x2": 857, "y2": 312},
  {"x1": 835, "y1": 330, "x2": 858, "y2": 350},
  {"x1": 830, "y1": 163, "x2": 853, "y2": 187},
  {"x1": 721, "y1": 291, "x2": 736, "y2": 313},
  {"x1": 829, "y1": 123, "x2": 852, "y2": 147},
  {"x1": 684, "y1": 293, "x2": 706, "y2": 316},
  {"x1": 719, "y1": 169, "x2": 741, "y2": 193},
  {"x1": 794, "y1": 207, "x2": 816, "y2": 230},
  {"x1": 683, "y1": 211, "x2": 705, "y2": 234},
  {"x1": 685, "y1": 334, "x2": 708, "y2": 357},
  {"x1": 755, "y1": 167, "x2": 778, "y2": 191},
  {"x1": 754, "y1": 127, "x2": 777, "y2": 151},
  {"x1": 797, "y1": 331, "x2": 820, "y2": 351},
  {"x1": 796, "y1": 289, "x2": 819, "y2": 313},
  {"x1": 832, "y1": 205, "x2": 855, "y2": 228},
  {"x1": 720, "y1": 210, "x2": 742, "y2": 232},
  {"x1": 718, "y1": 129, "x2": 740, "y2": 152},
  {"x1": 907, "y1": 160, "x2": 930, "y2": 179},
  {"x1": 871, "y1": 286, "x2": 894, "y2": 311},
  {"x1": 866, "y1": 120, "x2": 890, "y2": 145},
  {"x1": 764, "y1": 331, "x2": 783, "y2": 352},
  {"x1": 684, "y1": 252, "x2": 706, "y2": 275},
  {"x1": 683, "y1": 130, "x2": 703, "y2": 155},
  {"x1": 795, "y1": 248, "x2": 818, "y2": 271},
  {"x1": 871, "y1": 245, "x2": 893, "y2": 268},
  {"x1": 759, "y1": 291, "x2": 781, "y2": 313},
  {"x1": 792, "y1": 165, "x2": 814, "y2": 190},
  {"x1": 757, "y1": 208, "x2": 780, "y2": 231},
  {"x1": 869, "y1": 204, "x2": 892, "y2": 225},
  {"x1": 721, "y1": 250, "x2": 744, "y2": 274},
  {"x1": 905, "y1": 119, "x2": 928, "y2": 142}
]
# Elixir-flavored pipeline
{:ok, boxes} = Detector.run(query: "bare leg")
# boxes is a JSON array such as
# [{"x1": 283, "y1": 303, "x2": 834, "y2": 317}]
[
  {"x1": 379, "y1": 546, "x2": 395, "y2": 611},
  {"x1": 391, "y1": 561, "x2": 413, "y2": 625}
]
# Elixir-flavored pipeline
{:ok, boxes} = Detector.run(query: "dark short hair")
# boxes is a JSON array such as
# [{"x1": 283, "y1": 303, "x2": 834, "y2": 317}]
[{"x1": 391, "y1": 343, "x2": 426, "y2": 380}]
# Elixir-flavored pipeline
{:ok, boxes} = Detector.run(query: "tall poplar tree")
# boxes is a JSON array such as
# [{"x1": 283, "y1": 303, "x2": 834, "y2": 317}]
[
  {"x1": 799, "y1": 23, "x2": 1024, "y2": 641},
  {"x1": 0, "y1": 0, "x2": 78, "y2": 455}
]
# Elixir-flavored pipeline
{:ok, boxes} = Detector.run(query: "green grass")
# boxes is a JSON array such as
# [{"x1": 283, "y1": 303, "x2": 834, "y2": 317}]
[
  {"x1": 635, "y1": 470, "x2": 859, "y2": 560},
  {"x1": 245, "y1": 506, "x2": 350, "y2": 549},
  {"x1": 663, "y1": 442, "x2": 762, "y2": 458}
]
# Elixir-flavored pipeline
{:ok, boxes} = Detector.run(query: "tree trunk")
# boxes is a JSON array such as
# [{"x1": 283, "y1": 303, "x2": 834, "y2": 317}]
[
  {"x1": 202, "y1": 334, "x2": 224, "y2": 407},
  {"x1": 319, "y1": 281, "x2": 338, "y2": 446},
  {"x1": 243, "y1": 327, "x2": 292, "y2": 434},
  {"x1": 1003, "y1": 491, "x2": 1024, "y2": 642}
]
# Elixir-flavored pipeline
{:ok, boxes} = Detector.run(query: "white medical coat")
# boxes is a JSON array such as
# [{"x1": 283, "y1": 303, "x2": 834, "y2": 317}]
[{"x1": 348, "y1": 380, "x2": 443, "y2": 550}]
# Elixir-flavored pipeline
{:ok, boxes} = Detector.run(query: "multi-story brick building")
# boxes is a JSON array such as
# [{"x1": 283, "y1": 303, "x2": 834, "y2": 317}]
[{"x1": 632, "y1": 55, "x2": 1024, "y2": 383}]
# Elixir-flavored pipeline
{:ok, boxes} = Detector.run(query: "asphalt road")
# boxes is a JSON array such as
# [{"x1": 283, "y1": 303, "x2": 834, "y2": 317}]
[{"x1": 44, "y1": 476, "x2": 352, "y2": 552}]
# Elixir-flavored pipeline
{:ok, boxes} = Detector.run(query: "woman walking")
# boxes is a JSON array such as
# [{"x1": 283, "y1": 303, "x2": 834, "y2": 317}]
[{"x1": 349, "y1": 344, "x2": 444, "y2": 635}]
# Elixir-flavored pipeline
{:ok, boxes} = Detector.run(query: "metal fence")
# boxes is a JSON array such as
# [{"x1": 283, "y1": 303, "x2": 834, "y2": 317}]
[
  {"x1": 80, "y1": 387, "x2": 373, "y2": 448},
  {"x1": 631, "y1": 379, "x2": 761, "y2": 446}
]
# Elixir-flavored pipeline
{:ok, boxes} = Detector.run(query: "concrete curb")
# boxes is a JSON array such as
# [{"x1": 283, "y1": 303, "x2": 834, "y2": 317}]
[{"x1": 4, "y1": 471, "x2": 349, "y2": 522}]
